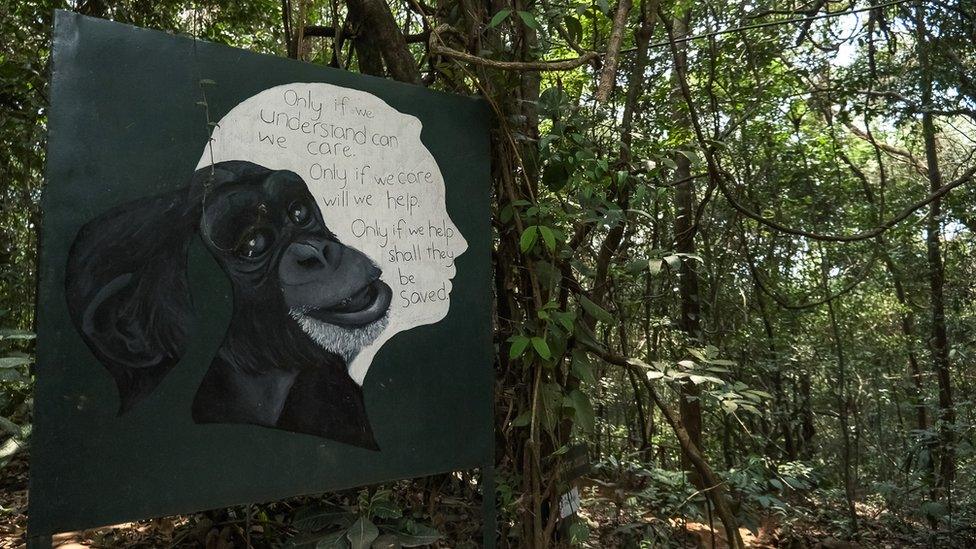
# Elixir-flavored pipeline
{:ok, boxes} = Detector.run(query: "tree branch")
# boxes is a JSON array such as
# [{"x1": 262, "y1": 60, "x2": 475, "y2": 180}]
[
  {"x1": 843, "y1": 120, "x2": 928, "y2": 176},
  {"x1": 719, "y1": 165, "x2": 976, "y2": 242},
  {"x1": 595, "y1": 0, "x2": 634, "y2": 102},
  {"x1": 429, "y1": 41, "x2": 599, "y2": 71},
  {"x1": 346, "y1": 0, "x2": 421, "y2": 83}
]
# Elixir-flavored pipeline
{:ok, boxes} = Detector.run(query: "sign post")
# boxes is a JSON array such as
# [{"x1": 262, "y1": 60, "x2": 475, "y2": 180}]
[{"x1": 30, "y1": 11, "x2": 494, "y2": 544}]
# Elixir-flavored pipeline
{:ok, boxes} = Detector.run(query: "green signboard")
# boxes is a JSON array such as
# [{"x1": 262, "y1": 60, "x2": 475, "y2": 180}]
[{"x1": 30, "y1": 11, "x2": 493, "y2": 539}]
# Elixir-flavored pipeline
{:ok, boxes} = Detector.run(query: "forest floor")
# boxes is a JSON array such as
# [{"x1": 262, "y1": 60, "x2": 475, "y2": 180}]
[{"x1": 0, "y1": 454, "x2": 971, "y2": 548}]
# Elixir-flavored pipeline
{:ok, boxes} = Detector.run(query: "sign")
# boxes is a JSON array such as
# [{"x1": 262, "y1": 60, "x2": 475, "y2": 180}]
[
  {"x1": 556, "y1": 443, "x2": 591, "y2": 486},
  {"x1": 558, "y1": 487, "x2": 582, "y2": 519},
  {"x1": 30, "y1": 11, "x2": 492, "y2": 537}
]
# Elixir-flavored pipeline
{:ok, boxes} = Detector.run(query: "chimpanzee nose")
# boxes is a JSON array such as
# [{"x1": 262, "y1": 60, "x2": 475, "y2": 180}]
[
  {"x1": 280, "y1": 238, "x2": 343, "y2": 285},
  {"x1": 293, "y1": 240, "x2": 342, "y2": 268}
]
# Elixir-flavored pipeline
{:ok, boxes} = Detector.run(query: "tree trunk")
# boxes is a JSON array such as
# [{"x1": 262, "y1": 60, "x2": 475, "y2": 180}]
[
  {"x1": 668, "y1": 8, "x2": 703, "y2": 477},
  {"x1": 754, "y1": 278, "x2": 795, "y2": 461},
  {"x1": 346, "y1": 0, "x2": 420, "y2": 83},
  {"x1": 820, "y1": 246, "x2": 858, "y2": 532},
  {"x1": 915, "y1": 0, "x2": 955, "y2": 502},
  {"x1": 798, "y1": 370, "x2": 815, "y2": 459}
]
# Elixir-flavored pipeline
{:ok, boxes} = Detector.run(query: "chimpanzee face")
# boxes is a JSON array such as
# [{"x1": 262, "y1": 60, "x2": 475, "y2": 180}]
[
  {"x1": 198, "y1": 168, "x2": 393, "y2": 360},
  {"x1": 65, "y1": 160, "x2": 396, "y2": 417}
]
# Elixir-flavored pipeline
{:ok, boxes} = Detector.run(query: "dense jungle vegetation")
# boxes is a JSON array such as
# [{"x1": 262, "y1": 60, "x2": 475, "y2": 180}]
[{"x1": 2, "y1": 0, "x2": 975, "y2": 546}]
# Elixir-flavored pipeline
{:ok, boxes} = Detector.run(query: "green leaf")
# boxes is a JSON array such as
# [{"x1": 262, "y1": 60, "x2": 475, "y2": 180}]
[
  {"x1": 626, "y1": 357, "x2": 652, "y2": 369},
  {"x1": 542, "y1": 160, "x2": 571, "y2": 191},
  {"x1": 616, "y1": 170, "x2": 628, "y2": 186},
  {"x1": 675, "y1": 252, "x2": 704, "y2": 263},
  {"x1": 567, "y1": 517, "x2": 590, "y2": 544},
  {"x1": 625, "y1": 259, "x2": 648, "y2": 275},
  {"x1": 499, "y1": 204, "x2": 514, "y2": 223},
  {"x1": 395, "y1": 521, "x2": 442, "y2": 547},
  {"x1": 369, "y1": 535, "x2": 400, "y2": 549},
  {"x1": 509, "y1": 336, "x2": 531, "y2": 359},
  {"x1": 531, "y1": 337, "x2": 551, "y2": 360},
  {"x1": 579, "y1": 295, "x2": 613, "y2": 324},
  {"x1": 688, "y1": 374, "x2": 722, "y2": 385},
  {"x1": 512, "y1": 411, "x2": 531, "y2": 427},
  {"x1": 571, "y1": 351, "x2": 596, "y2": 384},
  {"x1": 292, "y1": 505, "x2": 350, "y2": 532},
  {"x1": 573, "y1": 322, "x2": 605, "y2": 353},
  {"x1": 520, "y1": 226, "x2": 539, "y2": 252},
  {"x1": 565, "y1": 389, "x2": 595, "y2": 432},
  {"x1": 679, "y1": 148, "x2": 702, "y2": 167},
  {"x1": 553, "y1": 310, "x2": 576, "y2": 332},
  {"x1": 284, "y1": 530, "x2": 348, "y2": 549},
  {"x1": 0, "y1": 416, "x2": 20, "y2": 436},
  {"x1": 370, "y1": 499, "x2": 401, "y2": 520},
  {"x1": 517, "y1": 10, "x2": 539, "y2": 29},
  {"x1": 0, "y1": 330, "x2": 34, "y2": 340},
  {"x1": 921, "y1": 501, "x2": 947, "y2": 520},
  {"x1": 687, "y1": 348, "x2": 707, "y2": 361},
  {"x1": 539, "y1": 382, "x2": 563, "y2": 433},
  {"x1": 346, "y1": 517, "x2": 378, "y2": 549},
  {"x1": 316, "y1": 531, "x2": 350, "y2": 549},
  {"x1": 534, "y1": 261, "x2": 562, "y2": 291},
  {"x1": 0, "y1": 357, "x2": 31, "y2": 368},
  {"x1": 539, "y1": 133, "x2": 559, "y2": 150},
  {"x1": 0, "y1": 369, "x2": 25, "y2": 382},
  {"x1": 538, "y1": 226, "x2": 556, "y2": 252},
  {"x1": 564, "y1": 16, "x2": 583, "y2": 44},
  {"x1": 488, "y1": 8, "x2": 513, "y2": 28}
]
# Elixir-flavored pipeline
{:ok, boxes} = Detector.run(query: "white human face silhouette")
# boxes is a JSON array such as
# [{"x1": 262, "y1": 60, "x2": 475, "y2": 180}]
[{"x1": 198, "y1": 82, "x2": 468, "y2": 384}]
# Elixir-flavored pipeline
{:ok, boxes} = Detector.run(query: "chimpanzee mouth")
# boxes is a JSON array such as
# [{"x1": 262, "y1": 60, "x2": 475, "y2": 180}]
[{"x1": 306, "y1": 280, "x2": 392, "y2": 328}]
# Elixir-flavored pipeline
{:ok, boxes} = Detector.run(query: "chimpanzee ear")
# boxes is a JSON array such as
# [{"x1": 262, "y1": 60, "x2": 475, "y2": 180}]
[{"x1": 65, "y1": 187, "x2": 199, "y2": 414}]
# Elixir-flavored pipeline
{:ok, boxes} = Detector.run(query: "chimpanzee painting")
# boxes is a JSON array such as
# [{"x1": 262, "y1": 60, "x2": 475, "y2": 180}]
[
  {"x1": 65, "y1": 161, "x2": 392, "y2": 449},
  {"x1": 63, "y1": 83, "x2": 472, "y2": 450},
  {"x1": 63, "y1": 82, "x2": 469, "y2": 450},
  {"x1": 32, "y1": 12, "x2": 491, "y2": 538}
]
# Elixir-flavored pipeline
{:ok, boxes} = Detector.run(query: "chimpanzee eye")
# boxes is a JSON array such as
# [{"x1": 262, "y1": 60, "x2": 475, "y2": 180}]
[
  {"x1": 236, "y1": 228, "x2": 273, "y2": 259},
  {"x1": 289, "y1": 201, "x2": 311, "y2": 226}
]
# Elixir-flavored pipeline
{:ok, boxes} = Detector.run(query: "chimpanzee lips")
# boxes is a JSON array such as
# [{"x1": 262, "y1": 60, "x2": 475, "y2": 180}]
[{"x1": 307, "y1": 280, "x2": 392, "y2": 328}]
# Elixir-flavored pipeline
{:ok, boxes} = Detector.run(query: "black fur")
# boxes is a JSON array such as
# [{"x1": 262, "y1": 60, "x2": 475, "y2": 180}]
[{"x1": 65, "y1": 161, "x2": 385, "y2": 450}]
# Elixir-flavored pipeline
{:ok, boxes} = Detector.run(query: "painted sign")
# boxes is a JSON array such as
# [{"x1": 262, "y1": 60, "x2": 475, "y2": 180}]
[{"x1": 30, "y1": 11, "x2": 492, "y2": 537}]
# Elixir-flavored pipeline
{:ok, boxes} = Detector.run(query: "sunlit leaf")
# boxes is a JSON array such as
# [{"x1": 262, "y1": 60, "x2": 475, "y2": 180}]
[
  {"x1": 520, "y1": 226, "x2": 539, "y2": 252},
  {"x1": 488, "y1": 8, "x2": 513, "y2": 28}
]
